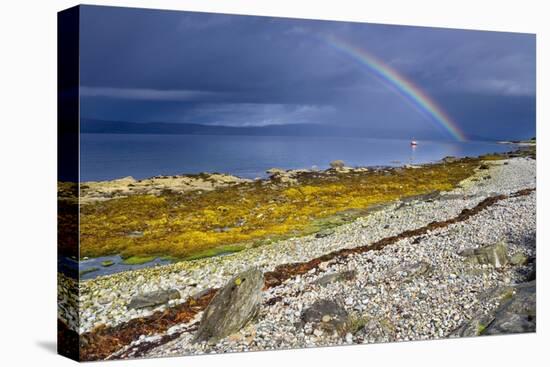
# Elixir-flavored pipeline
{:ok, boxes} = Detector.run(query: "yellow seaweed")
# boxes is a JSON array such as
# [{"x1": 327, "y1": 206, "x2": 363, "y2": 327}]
[{"x1": 79, "y1": 159, "x2": 481, "y2": 260}]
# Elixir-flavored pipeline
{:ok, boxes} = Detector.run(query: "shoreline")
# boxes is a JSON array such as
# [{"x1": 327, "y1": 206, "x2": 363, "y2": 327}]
[
  {"x1": 78, "y1": 143, "x2": 522, "y2": 188},
  {"x1": 78, "y1": 135, "x2": 525, "y2": 184},
  {"x1": 70, "y1": 146, "x2": 533, "y2": 272},
  {"x1": 59, "y1": 150, "x2": 536, "y2": 329},
  {"x1": 56, "y1": 143, "x2": 536, "y2": 360},
  {"x1": 59, "y1": 154, "x2": 536, "y2": 360}
]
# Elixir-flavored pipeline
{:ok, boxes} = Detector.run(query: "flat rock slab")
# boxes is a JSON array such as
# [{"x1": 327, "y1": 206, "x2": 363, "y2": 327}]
[
  {"x1": 313, "y1": 270, "x2": 357, "y2": 287},
  {"x1": 127, "y1": 289, "x2": 180, "y2": 310},
  {"x1": 390, "y1": 261, "x2": 432, "y2": 282},
  {"x1": 460, "y1": 241, "x2": 509, "y2": 268},
  {"x1": 194, "y1": 267, "x2": 264, "y2": 343}
]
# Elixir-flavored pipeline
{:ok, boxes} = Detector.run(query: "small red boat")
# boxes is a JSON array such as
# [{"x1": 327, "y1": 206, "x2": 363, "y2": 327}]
[{"x1": 410, "y1": 139, "x2": 418, "y2": 146}]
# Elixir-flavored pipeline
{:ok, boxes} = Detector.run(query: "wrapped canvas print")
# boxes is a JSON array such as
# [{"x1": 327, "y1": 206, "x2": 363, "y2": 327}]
[{"x1": 57, "y1": 4, "x2": 536, "y2": 361}]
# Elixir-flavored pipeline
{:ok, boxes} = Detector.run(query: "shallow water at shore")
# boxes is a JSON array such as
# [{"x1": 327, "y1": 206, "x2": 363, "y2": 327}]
[
  {"x1": 81, "y1": 134, "x2": 513, "y2": 181},
  {"x1": 60, "y1": 255, "x2": 172, "y2": 280}
]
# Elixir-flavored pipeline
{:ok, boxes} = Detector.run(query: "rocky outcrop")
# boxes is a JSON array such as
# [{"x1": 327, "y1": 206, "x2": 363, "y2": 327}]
[
  {"x1": 266, "y1": 168, "x2": 285, "y2": 176},
  {"x1": 266, "y1": 168, "x2": 298, "y2": 185},
  {"x1": 194, "y1": 268, "x2": 264, "y2": 343},
  {"x1": 442, "y1": 156, "x2": 458, "y2": 163},
  {"x1": 80, "y1": 173, "x2": 251, "y2": 204},
  {"x1": 460, "y1": 241, "x2": 509, "y2": 268},
  {"x1": 483, "y1": 280, "x2": 536, "y2": 335},
  {"x1": 329, "y1": 160, "x2": 345, "y2": 170},
  {"x1": 450, "y1": 314, "x2": 496, "y2": 337},
  {"x1": 449, "y1": 281, "x2": 535, "y2": 337},
  {"x1": 127, "y1": 289, "x2": 180, "y2": 310}
]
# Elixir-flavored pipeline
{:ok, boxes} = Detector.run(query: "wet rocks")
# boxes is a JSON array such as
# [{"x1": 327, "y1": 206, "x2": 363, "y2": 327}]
[
  {"x1": 460, "y1": 241, "x2": 509, "y2": 268},
  {"x1": 194, "y1": 268, "x2": 264, "y2": 343},
  {"x1": 127, "y1": 289, "x2": 181, "y2": 310},
  {"x1": 300, "y1": 299, "x2": 349, "y2": 335}
]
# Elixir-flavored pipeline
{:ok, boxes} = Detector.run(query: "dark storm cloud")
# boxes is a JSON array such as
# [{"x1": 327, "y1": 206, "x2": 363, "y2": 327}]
[{"x1": 79, "y1": 5, "x2": 535, "y2": 140}]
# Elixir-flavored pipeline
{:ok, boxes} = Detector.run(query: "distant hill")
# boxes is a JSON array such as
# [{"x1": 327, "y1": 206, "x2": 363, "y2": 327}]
[
  {"x1": 82, "y1": 119, "x2": 383, "y2": 138},
  {"x1": 81, "y1": 119, "x2": 439, "y2": 140},
  {"x1": 81, "y1": 119, "x2": 523, "y2": 141},
  {"x1": 463, "y1": 133, "x2": 501, "y2": 142}
]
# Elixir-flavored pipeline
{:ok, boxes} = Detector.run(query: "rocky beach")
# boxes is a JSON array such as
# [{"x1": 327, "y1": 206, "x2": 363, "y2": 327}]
[
  {"x1": 51, "y1": 10, "x2": 539, "y2": 364},
  {"x1": 58, "y1": 149, "x2": 536, "y2": 361}
]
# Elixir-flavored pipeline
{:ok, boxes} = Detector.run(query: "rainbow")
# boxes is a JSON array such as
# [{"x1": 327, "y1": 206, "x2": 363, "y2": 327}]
[{"x1": 323, "y1": 36, "x2": 466, "y2": 142}]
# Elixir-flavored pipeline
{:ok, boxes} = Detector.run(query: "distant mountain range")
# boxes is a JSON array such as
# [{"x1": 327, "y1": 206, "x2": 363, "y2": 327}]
[
  {"x1": 80, "y1": 119, "x2": 392, "y2": 138},
  {"x1": 80, "y1": 119, "x2": 502, "y2": 141}
]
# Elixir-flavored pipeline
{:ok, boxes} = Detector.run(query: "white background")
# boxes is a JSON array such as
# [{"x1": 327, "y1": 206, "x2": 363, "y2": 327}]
[{"x1": 0, "y1": 0, "x2": 548, "y2": 365}]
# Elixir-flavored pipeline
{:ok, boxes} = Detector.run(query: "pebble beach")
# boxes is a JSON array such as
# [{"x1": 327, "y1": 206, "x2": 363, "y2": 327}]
[{"x1": 58, "y1": 154, "x2": 536, "y2": 360}]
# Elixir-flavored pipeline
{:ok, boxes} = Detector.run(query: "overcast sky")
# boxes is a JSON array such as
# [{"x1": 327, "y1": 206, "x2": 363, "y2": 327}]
[{"x1": 79, "y1": 5, "x2": 536, "y2": 140}]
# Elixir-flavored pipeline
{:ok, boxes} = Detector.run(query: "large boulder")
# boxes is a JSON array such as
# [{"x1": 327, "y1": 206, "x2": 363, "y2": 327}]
[
  {"x1": 300, "y1": 299, "x2": 349, "y2": 335},
  {"x1": 194, "y1": 268, "x2": 264, "y2": 343},
  {"x1": 460, "y1": 241, "x2": 509, "y2": 268},
  {"x1": 127, "y1": 289, "x2": 180, "y2": 310}
]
